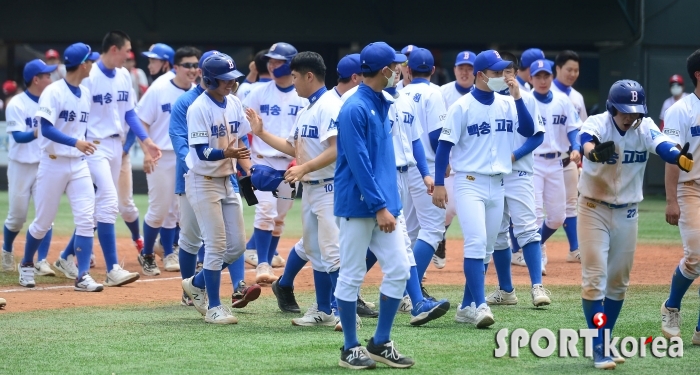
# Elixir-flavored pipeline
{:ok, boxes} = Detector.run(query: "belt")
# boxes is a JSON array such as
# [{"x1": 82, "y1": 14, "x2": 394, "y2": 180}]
[
  {"x1": 305, "y1": 178, "x2": 334, "y2": 185},
  {"x1": 537, "y1": 152, "x2": 561, "y2": 159},
  {"x1": 396, "y1": 165, "x2": 409, "y2": 173},
  {"x1": 110, "y1": 134, "x2": 120, "y2": 138},
  {"x1": 585, "y1": 197, "x2": 630, "y2": 209},
  {"x1": 683, "y1": 180, "x2": 698, "y2": 186}
]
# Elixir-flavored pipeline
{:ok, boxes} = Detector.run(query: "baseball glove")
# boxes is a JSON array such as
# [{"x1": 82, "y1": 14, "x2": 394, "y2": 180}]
[
  {"x1": 588, "y1": 140, "x2": 615, "y2": 163},
  {"x1": 677, "y1": 142, "x2": 694, "y2": 173}
]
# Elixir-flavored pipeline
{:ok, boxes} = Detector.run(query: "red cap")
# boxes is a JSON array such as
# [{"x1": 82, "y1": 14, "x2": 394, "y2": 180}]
[
  {"x1": 2, "y1": 80, "x2": 18, "y2": 95},
  {"x1": 127, "y1": 51, "x2": 135, "y2": 60},
  {"x1": 670, "y1": 74, "x2": 684, "y2": 85},
  {"x1": 45, "y1": 49, "x2": 60, "y2": 59}
]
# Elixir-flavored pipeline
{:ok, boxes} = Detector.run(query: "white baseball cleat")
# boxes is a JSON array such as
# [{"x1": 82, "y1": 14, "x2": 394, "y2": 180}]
[
  {"x1": 486, "y1": 288, "x2": 518, "y2": 305},
  {"x1": 205, "y1": 305, "x2": 238, "y2": 324},
  {"x1": 398, "y1": 295, "x2": 412, "y2": 313},
  {"x1": 661, "y1": 300, "x2": 681, "y2": 338},
  {"x1": 567, "y1": 249, "x2": 581, "y2": 263},
  {"x1": 292, "y1": 304, "x2": 337, "y2": 327},
  {"x1": 692, "y1": 328, "x2": 700, "y2": 346},
  {"x1": 474, "y1": 303, "x2": 495, "y2": 328},
  {"x1": 244, "y1": 250, "x2": 258, "y2": 267},
  {"x1": 74, "y1": 273, "x2": 104, "y2": 292},
  {"x1": 104, "y1": 265, "x2": 140, "y2": 287},
  {"x1": 163, "y1": 253, "x2": 180, "y2": 272},
  {"x1": 531, "y1": 284, "x2": 551, "y2": 307},
  {"x1": 455, "y1": 303, "x2": 477, "y2": 324},
  {"x1": 271, "y1": 254, "x2": 286, "y2": 268},
  {"x1": 510, "y1": 250, "x2": 526, "y2": 267},
  {"x1": 54, "y1": 255, "x2": 78, "y2": 279},
  {"x1": 18, "y1": 264, "x2": 36, "y2": 288},
  {"x1": 0, "y1": 297, "x2": 6, "y2": 309},
  {"x1": 182, "y1": 276, "x2": 208, "y2": 315},
  {"x1": 255, "y1": 262, "x2": 278, "y2": 284},
  {"x1": 153, "y1": 236, "x2": 164, "y2": 260},
  {"x1": 2, "y1": 250, "x2": 15, "y2": 272},
  {"x1": 34, "y1": 259, "x2": 56, "y2": 276}
]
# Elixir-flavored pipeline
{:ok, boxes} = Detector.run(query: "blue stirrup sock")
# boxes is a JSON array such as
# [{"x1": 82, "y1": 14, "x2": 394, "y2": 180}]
[
  {"x1": 267, "y1": 236, "x2": 281, "y2": 264},
  {"x1": 313, "y1": 270, "x2": 333, "y2": 314},
  {"x1": 463, "y1": 258, "x2": 486, "y2": 306},
  {"x1": 158, "y1": 227, "x2": 177, "y2": 257},
  {"x1": 96, "y1": 222, "x2": 118, "y2": 271},
  {"x1": 179, "y1": 249, "x2": 198, "y2": 280},
  {"x1": 245, "y1": 235, "x2": 255, "y2": 250},
  {"x1": 60, "y1": 230, "x2": 77, "y2": 259},
  {"x1": 540, "y1": 224, "x2": 557, "y2": 244},
  {"x1": 37, "y1": 228, "x2": 53, "y2": 261},
  {"x1": 253, "y1": 228, "x2": 273, "y2": 265},
  {"x1": 509, "y1": 220, "x2": 521, "y2": 253},
  {"x1": 278, "y1": 248, "x2": 307, "y2": 288},
  {"x1": 337, "y1": 298, "x2": 359, "y2": 350},
  {"x1": 3, "y1": 225, "x2": 19, "y2": 252},
  {"x1": 173, "y1": 224, "x2": 180, "y2": 247},
  {"x1": 374, "y1": 294, "x2": 401, "y2": 345},
  {"x1": 563, "y1": 216, "x2": 579, "y2": 251},
  {"x1": 522, "y1": 241, "x2": 543, "y2": 285},
  {"x1": 666, "y1": 266, "x2": 695, "y2": 309},
  {"x1": 603, "y1": 298, "x2": 624, "y2": 335},
  {"x1": 197, "y1": 245, "x2": 205, "y2": 264},
  {"x1": 74, "y1": 235, "x2": 93, "y2": 278},
  {"x1": 492, "y1": 248, "x2": 513, "y2": 292},
  {"x1": 365, "y1": 249, "x2": 377, "y2": 271},
  {"x1": 582, "y1": 298, "x2": 604, "y2": 347},
  {"x1": 228, "y1": 256, "x2": 245, "y2": 291},
  {"x1": 405, "y1": 266, "x2": 425, "y2": 307},
  {"x1": 124, "y1": 218, "x2": 140, "y2": 241},
  {"x1": 21, "y1": 232, "x2": 43, "y2": 265},
  {"x1": 413, "y1": 239, "x2": 435, "y2": 280},
  {"x1": 203, "y1": 269, "x2": 222, "y2": 308},
  {"x1": 141, "y1": 222, "x2": 160, "y2": 256}
]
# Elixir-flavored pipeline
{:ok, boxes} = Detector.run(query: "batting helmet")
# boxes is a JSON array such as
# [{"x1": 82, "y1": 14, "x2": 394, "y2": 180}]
[
  {"x1": 606, "y1": 79, "x2": 647, "y2": 116},
  {"x1": 250, "y1": 165, "x2": 285, "y2": 192},
  {"x1": 670, "y1": 74, "x2": 684, "y2": 85},
  {"x1": 201, "y1": 54, "x2": 243, "y2": 90},
  {"x1": 142, "y1": 43, "x2": 175, "y2": 65},
  {"x1": 265, "y1": 43, "x2": 297, "y2": 61}
]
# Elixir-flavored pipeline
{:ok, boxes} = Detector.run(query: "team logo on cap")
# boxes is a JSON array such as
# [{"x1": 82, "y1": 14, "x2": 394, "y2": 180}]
[
  {"x1": 493, "y1": 51, "x2": 501, "y2": 59},
  {"x1": 270, "y1": 43, "x2": 277, "y2": 51},
  {"x1": 407, "y1": 45, "x2": 414, "y2": 52},
  {"x1": 464, "y1": 52, "x2": 470, "y2": 59}
]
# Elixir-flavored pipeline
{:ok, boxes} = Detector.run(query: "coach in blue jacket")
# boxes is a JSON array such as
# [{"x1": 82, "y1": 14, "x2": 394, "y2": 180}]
[{"x1": 333, "y1": 42, "x2": 414, "y2": 370}]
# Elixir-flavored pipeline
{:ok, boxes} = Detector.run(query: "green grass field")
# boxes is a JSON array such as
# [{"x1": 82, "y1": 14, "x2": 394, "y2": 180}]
[{"x1": 0, "y1": 193, "x2": 693, "y2": 374}]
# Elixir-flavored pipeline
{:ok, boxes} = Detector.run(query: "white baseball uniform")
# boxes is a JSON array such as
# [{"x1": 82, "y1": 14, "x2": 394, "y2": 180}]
[
  {"x1": 494, "y1": 91, "x2": 545, "y2": 252},
  {"x1": 31, "y1": 80, "x2": 95, "y2": 239},
  {"x1": 533, "y1": 91, "x2": 580, "y2": 230},
  {"x1": 578, "y1": 113, "x2": 670, "y2": 300},
  {"x1": 236, "y1": 79, "x2": 272, "y2": 101},
  {"x1": 186, "y1": 92, "x2": 250, "y2": 270},
  {"x1": 4, "y1": 92, "x2": 41, "y2": 234},
  {"x1": 398, "y1": 80, "x2": 447, "y2": 250},
  {"x1": 660, "y1": 93, "x2": 689, "y2": 123},
  {"x1": 243, "y1": 81, "x2": 308, "y2": 235},
  {"x1": 662, "y1": 94, "x2": 700, "y2": 279},
  {"x1": 136, "y1": 78, "x2": 193, "y2": 230},
  {"x1": 284, "y1": 89, "x2": 340, "y2": 273}
]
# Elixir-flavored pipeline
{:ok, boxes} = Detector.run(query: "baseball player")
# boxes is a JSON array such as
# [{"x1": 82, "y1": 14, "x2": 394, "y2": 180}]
[
  {"x1": 396, "y1": 45, "x2": 416, "y2": 91},
  {"x1": 432, "y1": 50, "x2": 535, "y2": 328},
  {"x1": 551, "y1": 50, "x2": 588, "y2": 264},
  {"x1": 334, "y1": 42, "x2": 414, "y2": 369},
  {"x1": 247, "y1": 51, "x2": 345, "y2": 328},
  {"x1": 171, "y1": 51, "x2": 261, "y2": 308},
  {"x1": 483, "y1": 51, "x2": 549, "y2": 307},
  {"x1": 19, "y1": 43, "x2": 102, "y2": 292},
  {"x1": 180, "y1": 54, "x2": 252, "y2": 324},
  {"x1": 660, "y1": 50, "x2": 700, "y2": 346},
  {"x1": 45, "y1": 49, "x2": 66, "y2": 82},
  {"x1": 237, "y1": 49, "x2": 271, "y2": 101},
  {"x1": 530, "y1": 59, "x2": 582, "y2": 274},
  {"x1": 242, "y1": 42, "x2": 308, "y2": 285},
  {"x1": 142, "y1": 43, "x2": 176, "y2": 85},
  {"x1": 516, "y1": 48, "x2": 545, "y2": 92},
  {"x1": 135, "y1": 46, "x2": 200, "y2": 276},
  {"x1": 125, "y1": 51, "x2": 148, "y2": 100},
  {"x1": 437, "y1": 51, "x2": 476, "y2": 269},
  {"x1": 578, "y1": 79, "x2": 693, "y2": 369},
  {"x1": 331, "y1": 54, "x2": 362, "y2": 99},
  {"x1": 659, "y1": 74, "x2": 689, "y2": 131},
  {"x1": 397, "y1": 48, "x2": 448, "y2": 286},
  {"x1": 2, "y1": 59, "x2": 57, "y2": 276},
  {"x1": 68, "y1": 31, "x2": 161, "y2": 287}
]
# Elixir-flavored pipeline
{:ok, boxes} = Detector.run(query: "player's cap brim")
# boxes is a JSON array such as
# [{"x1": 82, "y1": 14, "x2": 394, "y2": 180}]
[
  {"x1": 40, "y1": 64, "x2": 58, "y2": 74},
  {"x1": 214, "y1": 70, "x2": 244, "y2": 81},
  {"x1": 530, "y1": 66, "x2": 552, "y2": 76},
  {"x1": 486, "y1": 60, "x2": 512, "y2": 72},
  {"x1": 142, "y1": 51, "x2": 165, "y2": 60},
  {"x1": 455, "y1": 61, "x2": 474, "y2": 66},
  {"x1": 612, "y1": 103, "x2": 647, "y2": 115},
  {"x1": 87, "y1": 52, "x2": 100, "y2": 62},
  {"x1": 265, "y1": 53, "x2": 289, "y2": 61},
  {"x1": 393, "y1": 53, "x2": 407, "y2": 64}
]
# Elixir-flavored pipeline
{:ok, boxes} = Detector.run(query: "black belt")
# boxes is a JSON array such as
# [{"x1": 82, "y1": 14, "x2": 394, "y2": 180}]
[
  {"x1": 110, "y1": 134, "x2": 120, "y2": 138},
  {"x1": 537, "y1": 152, "x2": 561, "y2": 159},
  {"x1": 396, "y1": 165, "x2": 409, "y2": 173},
  {"x1": 585, "y1": 197, "x2": 630, "y2": 209},
  {"x1": 305, "y1": 178, "x2": 334, "y2": 185}
]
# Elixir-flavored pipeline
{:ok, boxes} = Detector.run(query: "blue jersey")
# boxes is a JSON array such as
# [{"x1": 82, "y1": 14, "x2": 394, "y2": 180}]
[{"x1": 334, "y1": 84, "x2": 401, "y2": 218}]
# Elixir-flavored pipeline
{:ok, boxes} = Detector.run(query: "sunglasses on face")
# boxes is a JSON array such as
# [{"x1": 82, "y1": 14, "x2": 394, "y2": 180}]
[{"x1": 178, "y1": 62, "x2": 198, "y2": 69}]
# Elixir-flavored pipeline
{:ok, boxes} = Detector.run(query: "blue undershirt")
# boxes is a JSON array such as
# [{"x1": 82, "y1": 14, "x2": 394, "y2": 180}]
[
  {"x1": 412, "y1": 139, "x2": 430, "y2": 177},
  {"x1": 434, "y1": 141, "x2": 454, "y2": 186},
  {"x1": 513, "y1": 131, "x2": 544, "y2": 161},
  {"x1": 40, "y1": 118, "x2": 77, "y2": 147},
  {"x1": 553, "y1": 79, "x2": 571, "y2": 96},
  {"x1": 11, "y1": 131, "x2": 36, "y2": 143}
]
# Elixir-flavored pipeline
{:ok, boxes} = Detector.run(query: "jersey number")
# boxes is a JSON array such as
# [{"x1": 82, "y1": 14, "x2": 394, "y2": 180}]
[
  {"x1": 627, "y1": 209, "x2": 637, "y2": 218},
  {"x1": 324, "y1": 184, "x2": 333, "y2": 193}
]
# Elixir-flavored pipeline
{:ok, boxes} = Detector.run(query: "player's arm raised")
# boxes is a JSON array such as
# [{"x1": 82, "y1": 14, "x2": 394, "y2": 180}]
[{"x1": 245, "y1": 107, "x2": 295, "y2": 157}]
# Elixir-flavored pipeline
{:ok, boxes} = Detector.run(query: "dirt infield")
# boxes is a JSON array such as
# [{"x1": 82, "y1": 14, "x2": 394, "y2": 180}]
[{"x1": 0, "y1": 236, "x2": 681, "y2": 312}]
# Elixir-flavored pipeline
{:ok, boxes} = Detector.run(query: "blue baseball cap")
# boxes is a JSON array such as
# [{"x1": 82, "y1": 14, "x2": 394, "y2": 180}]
[
  {"x1": 455, "y1": 51, "x2": 476, "y2": 66},
  {"x1": 64, "y1": 43, "x2": 99, "y2": 68},
  {"x1": 401, "y1": 45, "x2": 417, "y2": 56},
  {"x1": 520, "y1": 48, "x2": 545, "y2": 69},
  {"x1": 142, "y1": 43, "x2": 175, "y2": 65},
  {"x1": 473, "y1": 50, "x2": 512, "y2": 73},
  {"x1": 199, "y1": 50, "x2": 221, "y2": 69},
  {"x1": 337, "y1": 54, "x2": 362, "y2": 79},
  {"x1": 360, "y1": 42, "x2": 407, "y2": 73},
  {"x1": 250, "y1": 165, "x2": 285, "y2": 192},
  {"x1": 530, "y1": 59, "x2": 552, "y2": 76},
  {"x1": 23, "y1": 59, "x2": 57, "y2": 83},
  {"x1": 408, "y1": 48, "x2": 434, "y2": 73}
]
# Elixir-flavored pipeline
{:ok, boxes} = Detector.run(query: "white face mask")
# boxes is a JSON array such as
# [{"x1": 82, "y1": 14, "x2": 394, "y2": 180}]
[
  {"x1": 483, "y1": 74, "x2": 509, "y2": 92},
  {"x1": 670, "y1": 85, "x2": 683, "y2": 96},
  {"x1": 384, "y1": 67, "x2": 398, "y2": 89}
]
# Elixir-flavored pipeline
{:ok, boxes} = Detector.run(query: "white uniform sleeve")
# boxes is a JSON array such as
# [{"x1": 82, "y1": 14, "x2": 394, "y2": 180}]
[
  {"x1": 426, "y1": 91, "x2": 447, "y2": 133},
  {"x1": 439, "y1": 103, "x2": 463, "y2": 144},
  {"x1": 318, "y1": 103, "x2": 340, "y2": 144},
  {"x1": 242, "y1": 86, "x2": 257, "y2": 110},
  {"x1": 135, "y1": 87, "x2": 158, "y2": 125},
  {"x1": 565, "y1": 100, "x2": 581, "y2": 132},
  {"x1": 186, "y1": 104, "x2": 210, "y2": 146},
  {"x1": 5, "y1": 100, "x2": 26, "y2": 133},
  {"x1": 411, "y1": 110, "x2": 424, "y2": 142},
  {"x1": 35, "y1": 88, "x2": 59, "y2": 125},
  {"x1": 645, "y1": 120, "x2": 672, "y2": 154},
  {"x1": 579, "y1": 115, "x2": 603, "y2": 142},
  {"x1": 661, "y1": 103, "x2": 684, "y2": 145}
]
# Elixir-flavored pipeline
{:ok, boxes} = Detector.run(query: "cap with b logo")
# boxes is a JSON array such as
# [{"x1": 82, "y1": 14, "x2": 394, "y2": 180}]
[
  {"x1": 529, "y1": 59, "x2": 553, "y2": 76},
  {"x1": 360, "y1": 42, "x2": 407, "y2": 73},
  {"x1": 200, "y1": 50, "x2": 221, "y2": 69},
  {"x1": 473, "y1": 50, "x2": 512, "y2": 73},
  {"x1": 401, "y1": 45, "x2": 417, "y2": 56},
  {"x1": 23, "y1": 59, "x2": 58, "y2": 83},
  {"x1": 520, "y1": 48, "x2": 545, "y2": 69},
  {"x1": 455, "y1": 51, "x2": 476, "y2": 66},
  {"x1": 64, "y1": 43, "x2": 99, "y2": 68},
  {"x1": 408, "y1": 48, "x2": 434, "y2": 73},
  {"x1": 142, "y1": 43, "x2": 175, "y2": 65},
  {"x1": 337, "y1": 54, "x2": 362, "y2": 79}
]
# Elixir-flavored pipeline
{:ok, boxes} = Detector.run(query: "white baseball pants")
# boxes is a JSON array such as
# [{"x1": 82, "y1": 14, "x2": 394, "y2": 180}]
[
  {"x1": 145, "y1": 150, "x2": 179, "y2": 229},
  {"x1": 453, "y1": 172, "x2": 504, "y2": 259},
  {"x1": 117, "y1": 152, "x2": 139, "y2": 223},
  {"x1": 534, "y1": 157, "x2": 566, "y2": 229},
  {"x1": 4, "y1": 160, "x2": 39, "y2": 232},
  {"x1": 87, "y1": 136, "x2": 121, "y2": 224},
  {"x1": 301, "y1": 182, "x2": 340, "y2": 273}
]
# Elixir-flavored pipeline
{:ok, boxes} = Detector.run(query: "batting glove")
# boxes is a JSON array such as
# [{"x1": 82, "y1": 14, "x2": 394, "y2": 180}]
[{"x1": 677, "y1": 142, "x2": 694, "y2": 172}]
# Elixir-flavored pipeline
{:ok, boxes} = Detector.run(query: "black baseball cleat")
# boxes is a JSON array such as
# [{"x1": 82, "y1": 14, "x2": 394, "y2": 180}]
[
  {"x1": 339, "y1": 346, "x2": 376, "y2": 370},
  {"x1": 271, "y1": 279, "x2": 300, "y2": 313},
  {"x1": 366, "y1": 337, "x2": 415, "y2": 368},
  {"x1": 421, "y1": 284, "x2": 438, "y2": 302},
  {"x1": 356, "y1": 297, "x2": 379, "y2": 318}
]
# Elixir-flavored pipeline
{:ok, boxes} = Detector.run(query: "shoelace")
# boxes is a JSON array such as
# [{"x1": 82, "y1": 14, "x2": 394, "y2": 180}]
[
  {"x1": 492, "y1": 290, "x2": 506, "y2": 302},
  {"x1": 667, "y1": 310, "x2": 681, "y2": 328},
  {"x1": 304, "y1": 303, "x2": 319, "y2": 316},
  {"x1": 533, "y1": 285, "x2": 551, "y2": 296},
  {"x1": 347, "y1": 347, "x2": 368, "y2": 361},
  {"x1": 377, "y1": 341, "x2": 401, "y2": 360}
]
